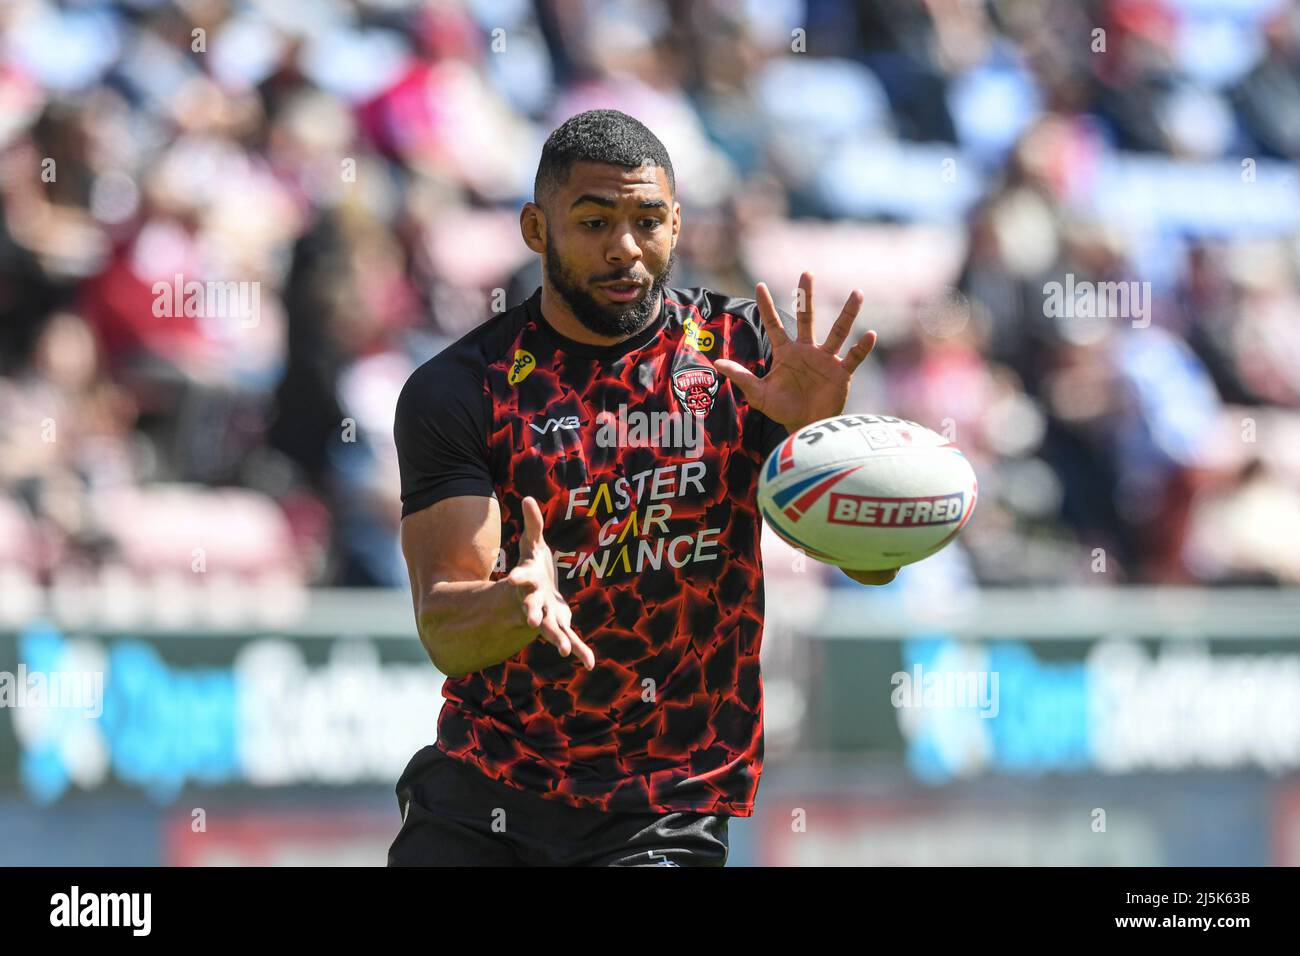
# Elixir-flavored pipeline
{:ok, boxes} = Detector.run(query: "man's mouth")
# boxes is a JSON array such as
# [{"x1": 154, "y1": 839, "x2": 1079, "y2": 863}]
[{"x1": 597, "y1": 279, "x2": 646, "y2": 303}]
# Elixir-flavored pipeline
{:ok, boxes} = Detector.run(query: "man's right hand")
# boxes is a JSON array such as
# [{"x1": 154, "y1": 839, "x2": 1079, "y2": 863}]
[{"x1": 507, "y1": 495, "x2": 595, "y2": 670}]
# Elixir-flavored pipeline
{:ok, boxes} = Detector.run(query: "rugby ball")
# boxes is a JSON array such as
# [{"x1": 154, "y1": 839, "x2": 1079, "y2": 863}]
[{"x1": 758, "y1": 414, "x2": 977, "y2": 571}]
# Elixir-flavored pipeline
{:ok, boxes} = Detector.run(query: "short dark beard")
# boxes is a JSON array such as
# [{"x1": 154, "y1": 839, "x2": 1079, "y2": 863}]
[{"x1": 544, "y1": 228, "x2": 677, "y2": 339}]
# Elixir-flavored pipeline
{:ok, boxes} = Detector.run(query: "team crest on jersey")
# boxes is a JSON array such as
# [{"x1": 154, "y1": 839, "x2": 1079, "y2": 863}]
[
  {"x1": 508, "y1": 349, "x2": 535, "y2": 385},
  {"x1": 671, "y1": 364, "x2": 719, "y2": 418}
]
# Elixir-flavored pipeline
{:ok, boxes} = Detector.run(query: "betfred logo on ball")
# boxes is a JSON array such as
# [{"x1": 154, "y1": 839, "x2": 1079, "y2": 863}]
[
  {"x1": 757, "y1": 414, "x2": 977, "y2": 571},
  {"x1": 827, "y1": 491, "x2": 966, "y2": 527}
]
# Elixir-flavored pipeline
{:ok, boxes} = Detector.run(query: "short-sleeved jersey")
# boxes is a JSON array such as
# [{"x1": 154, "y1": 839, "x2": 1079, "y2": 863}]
[{"x1": 394, "y1": 286, "x2": 790, "y2": 816}]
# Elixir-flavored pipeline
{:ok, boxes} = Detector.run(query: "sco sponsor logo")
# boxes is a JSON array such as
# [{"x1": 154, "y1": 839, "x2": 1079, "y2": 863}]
[
  {"x1": 508, "y1": 349, "x2": 535, "y2": 385},
  {"x1": 682, "y1": 316, "x2": 714, "y2": 352}
]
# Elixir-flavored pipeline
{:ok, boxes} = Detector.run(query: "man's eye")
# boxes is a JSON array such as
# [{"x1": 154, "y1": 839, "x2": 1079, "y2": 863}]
[
  {"x1": 640, "y1": 219, "x2": 662, "y2": 229},
  {"x1": 581, "y1": 220, "x2": 604, "y2": 230}
]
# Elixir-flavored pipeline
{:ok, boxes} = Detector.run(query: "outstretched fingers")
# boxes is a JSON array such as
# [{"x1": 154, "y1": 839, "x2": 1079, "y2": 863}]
[
  {"x1": 539, "y1": 602, "x2": 594, "y2": 669},
  {"x1": 539, "y1": 605, "x2": 571, "y2": 656},
  {"x1": 794, "y1": 272, "x2": 815, "y2": 344},
  {"x1": 841, "y1": 329, "x2": 879, "y2": 375},
  {"x1": 511, "y1": 497, "x2": 594, "y2": 670},
  {"x1": 520, "y1": 495, "x2": 545, "y2": 549},
  {"x1": 754, "y1": 282, "x2": 791, "y2": 350},
  {"x1": 822, "y1": 289, "x2": 864, "y2": 356},
  {"x1": 525, "y1": 595, "x2": 547, "y2": 631},
  {"x1": 570, "y1": 634, "x2": 595, "y2": 670},
  {"x1": 713, "y1": 358, "x2": 763, "y2": 403}
]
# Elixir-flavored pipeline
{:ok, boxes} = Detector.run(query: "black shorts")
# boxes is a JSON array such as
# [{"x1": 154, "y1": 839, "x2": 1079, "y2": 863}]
[{"x1": 387, "y1": 745, "x2": 730, "y2": 867}]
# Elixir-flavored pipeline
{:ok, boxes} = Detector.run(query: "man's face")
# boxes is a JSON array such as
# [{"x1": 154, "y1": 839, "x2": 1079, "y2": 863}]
[{"x1": 539, "y1": 161, "x2": 680, "y2": 337}]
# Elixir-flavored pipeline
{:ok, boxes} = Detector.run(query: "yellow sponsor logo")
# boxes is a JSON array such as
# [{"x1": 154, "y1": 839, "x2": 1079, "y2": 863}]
[
  {"x1": 508, "y1": 349, "x2": 536, "y2": 385},
  {"x1": 683, "y1": 317, "x2": 715, "y2": 353}
]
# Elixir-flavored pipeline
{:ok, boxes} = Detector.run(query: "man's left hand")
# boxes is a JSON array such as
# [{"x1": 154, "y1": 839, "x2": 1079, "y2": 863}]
[{"x1": 715, "y1": 272, "x2": 878, "y2": 433}]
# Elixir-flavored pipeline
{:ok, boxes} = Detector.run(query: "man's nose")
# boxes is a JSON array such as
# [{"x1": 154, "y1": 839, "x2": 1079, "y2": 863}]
[{"x1": 607, "y1": 227, "x2": 642, "y2": 263}]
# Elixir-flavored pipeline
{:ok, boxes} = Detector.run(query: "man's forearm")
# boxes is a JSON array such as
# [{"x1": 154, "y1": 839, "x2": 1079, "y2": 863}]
[{"x1": 416, "y1": 578, "x2": 539, "y2": 678}]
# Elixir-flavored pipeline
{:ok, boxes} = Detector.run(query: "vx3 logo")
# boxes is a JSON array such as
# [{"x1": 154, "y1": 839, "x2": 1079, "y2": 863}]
[{"x1": 529, "y1": 415, "x2": 582, "y2": 435}]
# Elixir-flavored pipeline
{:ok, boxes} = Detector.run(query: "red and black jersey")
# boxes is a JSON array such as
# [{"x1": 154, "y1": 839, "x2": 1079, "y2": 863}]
[{"x1": 394, "y1": 286, "x2": 789, "y2": 816}]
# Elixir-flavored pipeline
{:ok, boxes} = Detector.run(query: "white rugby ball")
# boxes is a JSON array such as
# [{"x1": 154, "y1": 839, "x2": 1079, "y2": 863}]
[{"x1": 758, "y1": 414, "x2": 977, "y2": 571}]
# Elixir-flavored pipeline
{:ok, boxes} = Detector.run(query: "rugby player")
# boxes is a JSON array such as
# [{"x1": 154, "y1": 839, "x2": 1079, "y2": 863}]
[{"x1": 389, "y1": 109, "x2": 896, "y2": 867}]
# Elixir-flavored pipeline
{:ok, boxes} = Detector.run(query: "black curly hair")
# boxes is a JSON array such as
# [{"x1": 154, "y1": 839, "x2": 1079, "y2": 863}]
[{"x1": 534, "y1": 109, "x2": 675, "y2": 206}]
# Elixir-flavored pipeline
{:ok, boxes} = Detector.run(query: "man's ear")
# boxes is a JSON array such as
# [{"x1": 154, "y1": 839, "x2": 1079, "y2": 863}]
[{"x1": 520, "y1": 202, "x2": 546, "y2": 255}]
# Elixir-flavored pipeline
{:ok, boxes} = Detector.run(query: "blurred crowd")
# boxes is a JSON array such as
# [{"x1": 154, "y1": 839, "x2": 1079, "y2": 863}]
[{"x1": 2, "y1": 0, "x2": 1300, "y2": 610}]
